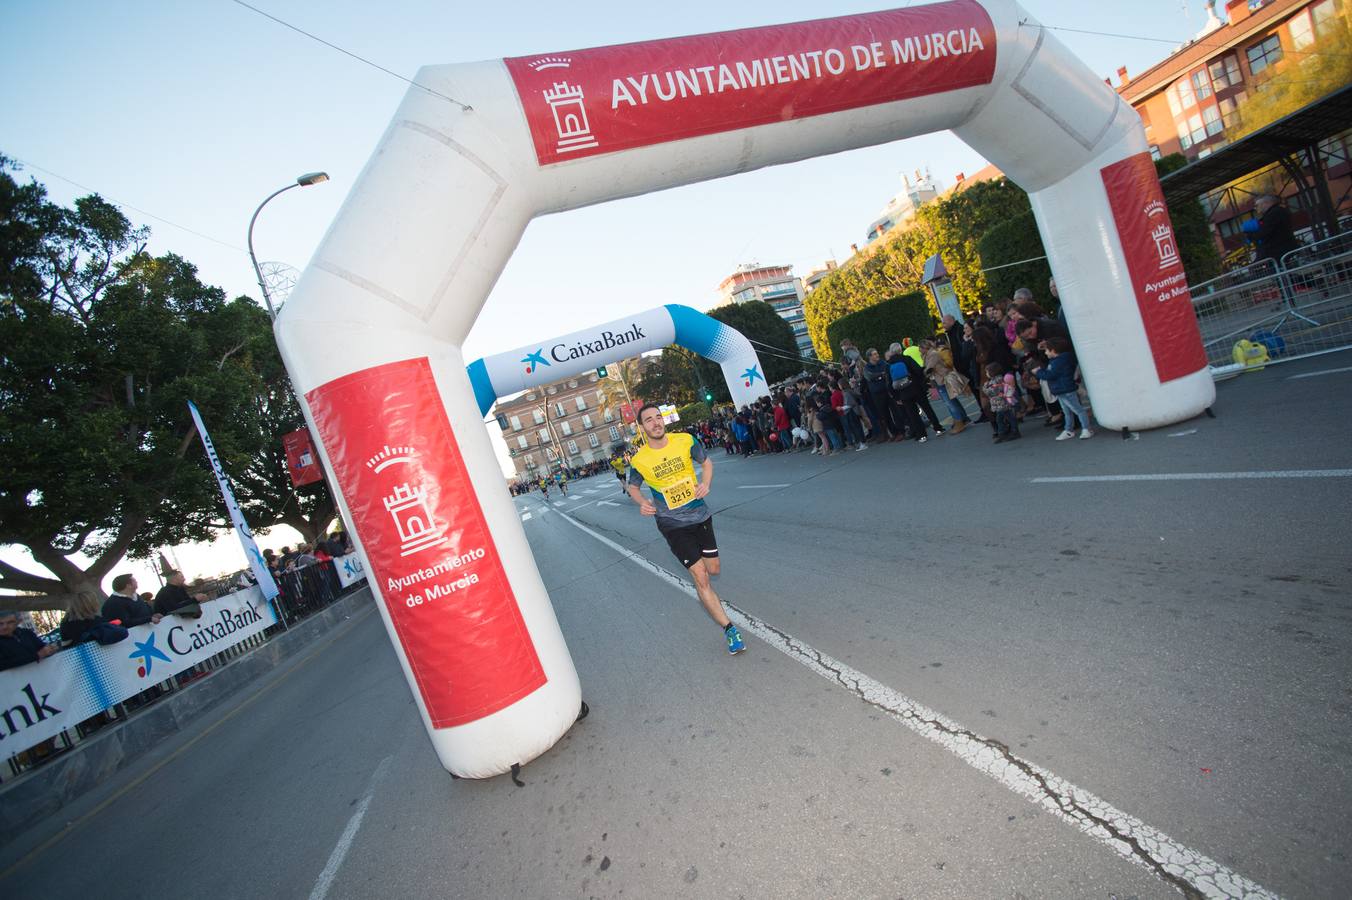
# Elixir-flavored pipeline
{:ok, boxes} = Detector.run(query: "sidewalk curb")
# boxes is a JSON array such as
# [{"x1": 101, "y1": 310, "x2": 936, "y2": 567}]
[{"x1": 0, "y1": 586, "x2": 373, "y2": 841}]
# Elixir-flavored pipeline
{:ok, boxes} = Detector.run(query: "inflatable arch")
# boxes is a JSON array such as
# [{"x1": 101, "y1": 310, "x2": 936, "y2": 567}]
[
  {"x1": 466, "y1": 304, "x2": 770, "y2": 417},
  {"x1": 276, "y1": 0, "x2": 1213, "y2": 778}
]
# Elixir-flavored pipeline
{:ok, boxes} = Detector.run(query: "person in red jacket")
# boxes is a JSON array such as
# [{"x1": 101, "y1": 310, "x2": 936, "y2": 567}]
[{"x1": 772, "y1": 394, "x2": 792, "y2": 451}]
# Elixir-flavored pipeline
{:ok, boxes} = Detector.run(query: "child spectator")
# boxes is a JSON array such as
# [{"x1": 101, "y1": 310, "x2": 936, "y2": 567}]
[
  {"x1": 982, "y1": 362, "x2": 1020, "y2": 443},
  {"x1": 1034, "y1": 338, "x2": 1094, "y2": 440}
]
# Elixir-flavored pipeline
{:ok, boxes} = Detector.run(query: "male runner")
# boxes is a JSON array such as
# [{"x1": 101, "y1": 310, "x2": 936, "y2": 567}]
[{"x1": 626, "y1": 403, "x2": 745, "y2": 655}]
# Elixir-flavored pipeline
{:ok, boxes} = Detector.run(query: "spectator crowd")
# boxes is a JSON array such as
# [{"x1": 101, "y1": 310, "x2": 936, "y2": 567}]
[{"x1": 699, "y1": 283, "x2": 1095, "y2": 456}]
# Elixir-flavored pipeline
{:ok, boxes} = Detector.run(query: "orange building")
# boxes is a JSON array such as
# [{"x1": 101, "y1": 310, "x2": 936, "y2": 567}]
[{"x1": 1116, "y1": 0, "x2": 1350, "y2": 252}]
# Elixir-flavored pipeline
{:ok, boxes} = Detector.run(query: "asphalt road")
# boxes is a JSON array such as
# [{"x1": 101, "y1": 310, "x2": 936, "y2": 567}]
[{"x1": 3, "y1": 353, "x2": 1349, "y2": 899}]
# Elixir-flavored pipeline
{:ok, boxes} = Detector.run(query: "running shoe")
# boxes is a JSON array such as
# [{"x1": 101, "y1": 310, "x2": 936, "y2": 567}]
[{"x1": 725, "y1": 624, "x2": 746, "y2": 655}]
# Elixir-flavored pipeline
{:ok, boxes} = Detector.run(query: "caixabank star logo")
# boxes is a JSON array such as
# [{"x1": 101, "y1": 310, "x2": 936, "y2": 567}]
[
  {"x1": 521, "y1": 349, "x2": 550, "y2": 375},
  {"x1": 128, "y1": 633, "x2": 172, "y2": 678}
]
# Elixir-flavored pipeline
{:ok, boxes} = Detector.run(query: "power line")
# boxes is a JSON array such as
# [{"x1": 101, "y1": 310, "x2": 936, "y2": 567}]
[
  {"x1": 228, "y1": 0, "x2": 473, "y2": 111},
  {"x1": 1035, "y1": 21, "x2": 1352, "y2": 60},
  {"x1": 11, "y1": 158, "x2": 248, "y2": 253}
]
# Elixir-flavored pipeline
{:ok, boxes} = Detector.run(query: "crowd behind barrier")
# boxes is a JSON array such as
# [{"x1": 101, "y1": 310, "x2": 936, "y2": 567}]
[{"x1": 1, "y1": 544, "x2": 367, "y2": 783}]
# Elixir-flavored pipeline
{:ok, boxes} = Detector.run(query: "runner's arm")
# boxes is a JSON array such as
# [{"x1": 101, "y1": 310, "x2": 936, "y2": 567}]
[
  {"x1": 625, "y1": 482, "x2": 656, "y2": 515},
  {"x1": 694, "y1": 456, "x2": 713, "y2": 499}
]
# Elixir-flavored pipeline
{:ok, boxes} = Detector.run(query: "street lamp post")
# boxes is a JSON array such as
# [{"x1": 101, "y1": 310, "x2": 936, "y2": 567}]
[{"x1": 247, "y1": 172, "x2": 329, "y2": 320}]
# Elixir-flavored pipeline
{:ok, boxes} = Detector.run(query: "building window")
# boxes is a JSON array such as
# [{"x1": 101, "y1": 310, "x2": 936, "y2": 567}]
[
  {"x1": 560, "y1": 420, "x2": 573, "y2": 435},
  {"x1": 1202, "y1": 105, "x2": 1223, "y2": 136},
  {"x1": 575, "y1": 396, "x2": 587, "y2": 411},
  {"x1": 510, "y1": 415, "x2": 522, "y2": 431},
  {"x1": 1149, "y1": 145, "x2": 1162, "y2": 161},
  {"x1": 588, "y1": 433, "x2": 601, "y2": 448},
  {"x1": 604, "y1": 407, "x2": 615, "y2": 422},
  {"x1": 1246, "y1": 34, "x2": 1283, "y2": 76},
  {"x1": 1166, "y1": 87, "x2": 1183, "y2": 117},
  {"x1": 1187, "y1": 113, "x2": 1205, "y2": 146},
  {"x1": 526, "y1": 392, "x2": 536, "y2": 401},
  {"x1": 524, "y1": 455, "x2": 536, "y2": 470},
  {"x1": 538, "y1": 429, "x2": 550, "y2": 445},
  {"x1": 546, "y1": 386, "x2": 556, "y2": 395},
  {"x1": 1209, "y1": 54, "x2": 1242, "y2": 89},
  {"x1": 567, "y1": 440, "x2": 578, "y2": 455},
  {"x1": 609, "y1": 425, "x2": 622, "y2": 442},
  {"x1": 1289, "y1": 10, "x2": 1315, "y2": 50},
  {"x1": 1219, "y1": 96, "x2": 1241, "y2": 129},
  {"x1": 568, "y1": 380, "x2": 578, "y2": 388},
  {"x1": 533, "y1": 410, "x2": 545, "y2": 424},
  {"x1": 517, "y1": 435, "x2": 528, "y2": 449},
  {"x1": 581, "y1": 414, "x2": 593, "y2": 429},
  {"x1": 1178, "y1": 123, "x2": 1193, "y2": 150},
  {"x1": 589, "y1": 373, "x2": 598, "y2": 382},
  {"x1": 595, "y1": 389, "x2": 605, "y2": 402},
  {"x1": 555, "y1": 402, "x2": 566, "y2": 418},
  {"x1": 1176, "y1": 77, "x2": 1195, "y2": 109},
  {"x1": 1312, "y1": 0, "x2": 1339, "y2": 39},
  {"x1": 1190, "y1": 69, "x2": 1212, "y2": 101},
  {"x1": 545, "y1": 447, "x2": 557, "y2": 461}
]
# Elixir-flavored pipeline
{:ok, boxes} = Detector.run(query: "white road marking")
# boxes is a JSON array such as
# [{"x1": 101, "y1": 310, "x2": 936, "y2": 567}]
[
  {"x1": 582, "y1": 488, "x2": 598, "y2": 495},
  {"x1": 596, "y1": 500, "x2": 620, "y2": 507},
  {"x1": 1285, "y1": 365, "x2": 1352, "y2": 380},
  {"x1": 553, "y1": 509, "x2": 1276, "y2": 900},
  {"x1": 737, "y1": 483, "x2": 791, "y2": 489},
  {"x1": 309, "y1": 755, "x2": 393, "y2": 900},
  {"x1": 1167, "y1": 429, "x2": 1198, "y2": 438},
  {"x1": 1032, "y1": 469, "x2": 1352, "y2": 483},
  {"x1": 520, "y1": 512, "x2": 532, "y2": 521}
]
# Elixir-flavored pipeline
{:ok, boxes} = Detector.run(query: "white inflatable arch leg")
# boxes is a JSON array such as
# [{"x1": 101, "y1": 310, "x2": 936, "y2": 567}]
[
  {"x1": 467, "y1": 304, "x2": 769, "y2": 416},
  {"x1": 276, "y1": 0, "x2": 1213, "y2": 778}
]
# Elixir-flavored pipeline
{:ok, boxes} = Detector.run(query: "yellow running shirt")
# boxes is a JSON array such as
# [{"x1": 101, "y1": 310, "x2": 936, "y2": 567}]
[{"x1": 626, "y1": 432, "x2": 710, "y2": 527}]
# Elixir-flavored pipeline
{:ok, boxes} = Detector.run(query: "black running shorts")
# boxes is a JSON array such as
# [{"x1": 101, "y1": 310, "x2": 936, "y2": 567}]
[{"x1": 659, "y1": 517, "x2": 718, "y2": 569}]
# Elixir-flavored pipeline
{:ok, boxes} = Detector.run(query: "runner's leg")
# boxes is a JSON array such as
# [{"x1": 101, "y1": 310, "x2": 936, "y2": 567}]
[{"x1": 688, "y1": 559, "x2": 731, "y2": 627}]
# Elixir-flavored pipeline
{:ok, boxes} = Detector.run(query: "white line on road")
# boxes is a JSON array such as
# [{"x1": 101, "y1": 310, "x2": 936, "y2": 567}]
[
  {"x1": 553, "y1": 509, "x2": 1276, "y2": 900},
  {"x1": 737, "y1": 483, "x2": 791, "y2": 489},
  {"x1": 309, "y1": 754, "x2": 393, "y2": 900},
  {"x1": 1032, "y1": 469, "x2": 1352, "y2": 483},
  {"x1": 1285, "y1": 365, "x2": 1352, "y2": 380},
  {"x1": 596, "y1": 500, "x2": 620, "y2": 507},
  {"x1": 1167, "y1": 429, "x2": 1198, "y2": 438},
  {"x1": 520, "y1": 512, "x2": 532, "y2": 521}
]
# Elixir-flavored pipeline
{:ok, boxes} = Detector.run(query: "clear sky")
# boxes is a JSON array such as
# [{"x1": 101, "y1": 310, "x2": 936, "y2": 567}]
[{"x1": 1, "y1": 0, "x2": 1223, "y2": 588}]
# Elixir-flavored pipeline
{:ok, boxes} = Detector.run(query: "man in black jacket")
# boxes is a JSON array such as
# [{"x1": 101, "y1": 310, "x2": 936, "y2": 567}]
[
  {"x1": 0, "y1": 611, "x2": 57, "y2": 670},
  {"x1": 1243, "y1": 194, "x2": 1301, "y2": 265},
  {"x1": 102, "y1": 574, "x2": 162, "y2": 627},
  {"x1": 153, "y1": 571, "x2": 208, "y2": 617}
]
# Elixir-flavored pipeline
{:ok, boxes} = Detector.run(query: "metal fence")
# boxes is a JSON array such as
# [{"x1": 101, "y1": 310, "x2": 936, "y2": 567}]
[
  {"x1": 1192, "y1": 232, "x2": 1352, "y2": 372},
  {"x1": 3, "y1": 559, "x2": 363, "y2": 781}
]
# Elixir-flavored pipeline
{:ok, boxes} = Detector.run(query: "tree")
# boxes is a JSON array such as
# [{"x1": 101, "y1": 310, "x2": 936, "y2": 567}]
[
  {"x1": 0, "y1": 159, "x2": 291, "y2": 609},
  {"x1": 804, "y1": 177, "x2": 1035, "y2": 358},
  {"x1": 1155, "y1": 154, "x2": 1223, "y2": 284},
  {"x1": 633, "y1": 349, "x2": 697, "y2": 406}
]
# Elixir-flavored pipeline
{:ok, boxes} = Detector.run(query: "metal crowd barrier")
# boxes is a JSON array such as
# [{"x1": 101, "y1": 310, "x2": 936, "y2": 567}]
[
  {"x1": 1192, "y1": 233, "x2": 1352, "y2": 372},
  {"x1": 3, "y1": 559, "x2": 359, "y2": 781}
]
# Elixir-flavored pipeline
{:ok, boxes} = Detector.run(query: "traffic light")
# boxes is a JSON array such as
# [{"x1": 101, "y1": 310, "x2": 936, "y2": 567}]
[
  {"x1": 703, "y1": 388, "x2": 714, "y2": 403},
  {"x1": 596, "y1": 366, "x2": 608, "y2": 378}
]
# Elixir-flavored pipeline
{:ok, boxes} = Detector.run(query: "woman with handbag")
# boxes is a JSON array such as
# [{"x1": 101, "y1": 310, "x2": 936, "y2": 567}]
[{"x1": 922, "y1": 339, "x2": 971, "y2": 434}]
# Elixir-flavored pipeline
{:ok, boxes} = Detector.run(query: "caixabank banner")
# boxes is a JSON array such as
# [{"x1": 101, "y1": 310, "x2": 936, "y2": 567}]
[
  {"x1": 505, "y1": 0, "x2": 996, "y2": 165},
  {"x1": 0, "y1": 588, "x2": 278, "y2": 757}
]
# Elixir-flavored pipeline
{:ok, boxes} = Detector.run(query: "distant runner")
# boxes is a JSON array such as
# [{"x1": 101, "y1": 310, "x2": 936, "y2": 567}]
[{"x1": 625, "y1": 403, "x2": 745, "y2": 655}]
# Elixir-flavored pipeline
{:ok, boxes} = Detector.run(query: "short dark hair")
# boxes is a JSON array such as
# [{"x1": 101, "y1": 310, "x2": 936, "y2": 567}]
[
  {"x1": 1044, "y1": 336, "x2": 1072, "y2": 354},
  {"x1": 1016, "y1": 319, "x2": 1037, "y2": 335},
  {"x1": 636, "y1": 402, "x2": 662, "y2": 421},
  {"x1": 111, "y1": 573, "x2": 135, "y2": 592}
]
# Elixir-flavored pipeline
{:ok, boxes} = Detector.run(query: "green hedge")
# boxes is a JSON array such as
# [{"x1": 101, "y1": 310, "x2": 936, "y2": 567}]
[
  {"x1": 825, "y1": 292, "x2": 936, "y2": 358},
  {"x1": 976, "y1": 219, "x2": 1056, "y2": 312}
]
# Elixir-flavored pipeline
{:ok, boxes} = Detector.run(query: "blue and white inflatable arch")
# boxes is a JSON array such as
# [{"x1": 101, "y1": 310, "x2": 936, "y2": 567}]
[{"x1": 467, "y1": 304, "x2": 769, "y2": 417}]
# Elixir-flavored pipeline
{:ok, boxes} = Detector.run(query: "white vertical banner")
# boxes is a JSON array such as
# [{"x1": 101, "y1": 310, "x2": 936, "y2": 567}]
[{"x1": 187, "y1": 401, "x2": 280, "y2": 600}]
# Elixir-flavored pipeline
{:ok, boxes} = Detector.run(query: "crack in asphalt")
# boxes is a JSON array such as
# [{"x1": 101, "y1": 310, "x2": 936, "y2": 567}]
[{"x1": 728, "y1": 602, "x2": 1253, "y2": 900}]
